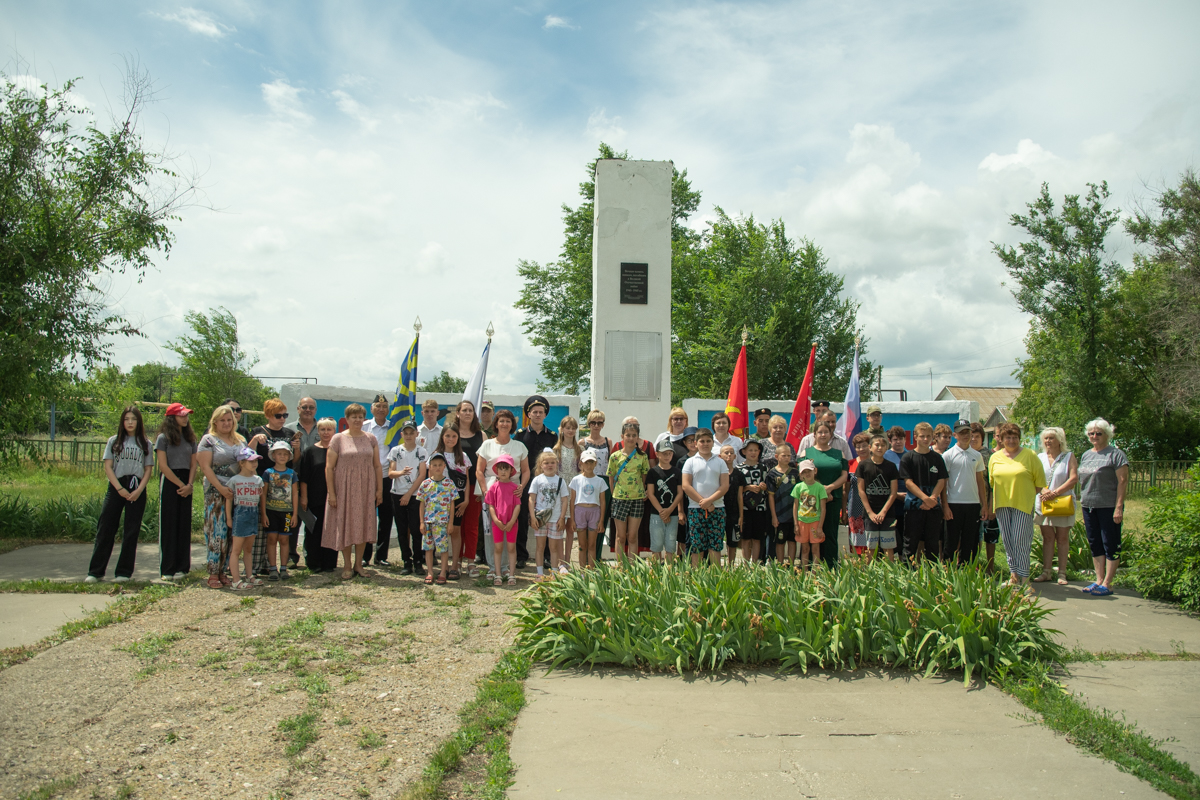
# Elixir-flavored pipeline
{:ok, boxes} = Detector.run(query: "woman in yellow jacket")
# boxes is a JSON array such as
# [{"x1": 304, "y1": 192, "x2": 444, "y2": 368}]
[{"x1": 988, "y1": 422, "x2": 1047, "y2": 593}]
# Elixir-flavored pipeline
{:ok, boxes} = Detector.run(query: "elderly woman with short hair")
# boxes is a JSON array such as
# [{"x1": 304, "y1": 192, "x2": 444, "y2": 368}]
[
  {"x1": 1078, "y1": 418, "x2": 1129, "y2": 596},
  {"x1": 1033, "y1": 427, "x2": 1078, "y2": 585},
  {"x1": 988, "y1": 422, "x2": 1047, "y2": 592}
]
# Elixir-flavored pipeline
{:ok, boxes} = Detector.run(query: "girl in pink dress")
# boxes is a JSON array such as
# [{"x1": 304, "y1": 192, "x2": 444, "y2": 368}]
[{"x1": 323, "y1": 403, "x2": 384, "y2": 578}]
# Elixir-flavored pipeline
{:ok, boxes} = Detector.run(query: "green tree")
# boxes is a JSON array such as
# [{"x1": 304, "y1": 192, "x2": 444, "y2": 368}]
[
  {"x1": 0, "y1": 70, "x2": 188, "y2": 438},
  {"x1": 515, "y1": 143, "x2": 701, "y2": 395},
  {"x1": 128, "y1": 361, "x2": 176, "y2": 403},
  {"x1": 672, "y1": 210, "x2": 874, "y2": 402},
  {"x1": 419, "y1": 370, "x2": 468, "y2": 393},
  {"x1": 994, "y1": 183, "x2": 1127, "y2": 437},
  {"x1": 167, "y1": 307, "x2": 273, "y2": 427}
]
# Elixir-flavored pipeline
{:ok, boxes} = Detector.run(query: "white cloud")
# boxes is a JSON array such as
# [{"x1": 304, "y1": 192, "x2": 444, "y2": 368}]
[
  {"x1": 152, "y1": 7, "x2": 234, "y2": 38},
  {"x1": 243, "y1": 227, "x2": 287, "y2": 255},
  {"x1": 586, "y1": 108, "x2": 626, "y2": 144},
  {"x1": 845, "y1": 123, "x2": 920, "y2": 177},
  {"x1": 331, "y1": 90, "x2": 378, "y2": 132},
  {"x1": 543, "y1": 15, "x2": 577, "y2": 30},
  {"x1": 261, "y1": 79, "x2": 311, "y2": 123},
  {"x1": 978, "y1": 139, "x2": 1057, "y2": 173}
]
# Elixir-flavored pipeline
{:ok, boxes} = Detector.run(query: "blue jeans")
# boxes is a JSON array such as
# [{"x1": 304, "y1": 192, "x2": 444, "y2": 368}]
[{"x1": 649, "y1": 514, "x2": 678, "y2": 554}]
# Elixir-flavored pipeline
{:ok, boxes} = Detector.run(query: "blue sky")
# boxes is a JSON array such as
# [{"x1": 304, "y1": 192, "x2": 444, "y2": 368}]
[{"x1": 4, "y1": 0, "x2": 1199, "y2": 401}]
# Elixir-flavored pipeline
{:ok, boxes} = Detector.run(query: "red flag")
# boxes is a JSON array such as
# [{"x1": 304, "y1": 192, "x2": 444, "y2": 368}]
[
  {"x1": 724, "y1": 345, "x2": 750, "y2": 438},
  {"x1": 786, "y1": 344, "x2": 818, "y2": 451}
]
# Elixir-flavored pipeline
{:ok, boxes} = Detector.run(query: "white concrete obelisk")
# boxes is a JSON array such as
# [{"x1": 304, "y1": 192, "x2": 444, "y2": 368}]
[{"x1": 590, "y1": 159, "x2": 673, "y2": 428}]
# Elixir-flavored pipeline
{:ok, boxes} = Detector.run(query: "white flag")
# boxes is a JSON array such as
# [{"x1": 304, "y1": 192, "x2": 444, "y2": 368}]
[{"x1": 462, "y1": 341, "x2": 490, "y2": 416}]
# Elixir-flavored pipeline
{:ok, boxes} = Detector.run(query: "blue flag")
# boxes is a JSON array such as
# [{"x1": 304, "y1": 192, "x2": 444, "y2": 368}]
[{"x1": 385, "y1": 335, "x2": 419, "y2": 447}]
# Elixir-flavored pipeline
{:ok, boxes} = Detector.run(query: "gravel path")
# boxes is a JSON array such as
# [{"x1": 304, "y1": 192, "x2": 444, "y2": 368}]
[{"x1": 0, "y1": 569, "x2": 523, "y2": 800}]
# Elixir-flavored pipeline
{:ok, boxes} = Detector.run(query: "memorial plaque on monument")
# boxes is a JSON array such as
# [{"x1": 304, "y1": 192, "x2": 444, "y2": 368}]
[
  {"x1": 604, "y1": 330, "x2": 662, "y2": 401},
  {"x1": 619, "y1": 263, "x2": 649, "y2": 305}
]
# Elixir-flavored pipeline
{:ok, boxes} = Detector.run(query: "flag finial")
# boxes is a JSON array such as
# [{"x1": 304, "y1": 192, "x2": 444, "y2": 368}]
[
  {"x1": 486, "y1": 322, "x2": 494, "y2": 341},
  {"x1": 414, "y1": 316, "x2": 422, "y2": 333},
  {"x1": 855, "y1": 335, "x2": 861, "y2": 347},
  {"x1": 741, "y1": 325, "x2": 748, "y2": 345}
]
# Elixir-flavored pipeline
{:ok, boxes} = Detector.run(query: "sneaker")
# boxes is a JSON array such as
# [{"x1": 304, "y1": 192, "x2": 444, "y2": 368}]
[
  {"x1": 161, "y1": 575, "x2": 174, "y2": 582},
  {"x1": 377, "y1": 560, "x2": 390, "y2": 567},
  {"x1": 113, "y1": 576, "x2": 129, "y2": 584},
  {"x1": 173, "y1": 572, "x2": 186, "y2": 581},
  {"x1": 400, "y1": 565, "x2": 414, "y2": 576},
  {"x1": 268, "y1": 570, "x2": 280, "y2": 581},
  {"x1": 84, "y1": 575, "x2": 99, "y2": 584},
  {"x1": 516, "y1": 559, "x2": 528, "y2": 569}
]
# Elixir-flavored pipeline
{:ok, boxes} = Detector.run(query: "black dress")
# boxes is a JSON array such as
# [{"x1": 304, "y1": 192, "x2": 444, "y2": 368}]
[{"x1": 298, "y1": 446, "x2": 339, "y2": 571}]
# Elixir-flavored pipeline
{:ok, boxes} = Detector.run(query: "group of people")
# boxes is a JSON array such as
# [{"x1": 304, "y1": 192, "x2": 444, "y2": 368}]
[{"x1": 83, "y1": 393, "x2": 1131, "y2": 598}]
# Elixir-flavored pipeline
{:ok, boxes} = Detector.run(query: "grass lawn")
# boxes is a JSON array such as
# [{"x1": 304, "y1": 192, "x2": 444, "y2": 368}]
[{"x1": 0, "y1": 465, "x2": 109, "y2": 504}]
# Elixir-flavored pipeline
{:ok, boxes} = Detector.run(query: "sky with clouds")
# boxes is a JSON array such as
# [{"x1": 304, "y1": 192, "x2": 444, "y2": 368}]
[{"x1": 4, "y1": 0, "x2": 1198, "y2": 402}]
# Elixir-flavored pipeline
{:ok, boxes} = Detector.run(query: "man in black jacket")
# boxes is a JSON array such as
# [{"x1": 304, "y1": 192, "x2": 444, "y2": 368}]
[{"x1": 513, "y1": 395, "x2": 558, "y2": 568}]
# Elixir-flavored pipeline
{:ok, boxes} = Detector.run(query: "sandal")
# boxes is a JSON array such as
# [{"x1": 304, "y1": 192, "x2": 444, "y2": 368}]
[
  {"x1": 1082, "y1": 582, "x2": 1099, "y2": 593},
  {"x1": 207, "y1": 575, "x2": 222, "y2": 589},
  {"x1": 1091, "y1": 585, "x2": 1114, "y2": 596},
  {"x1": 1057, "y1": 575, "x2": 1069, "y2": 585},
  {"x1": 507, "y1": 574, "x2": 517, "y2": 587},
  {"x1": 493, "y1": 575, "x2": 503, "y2": 587},
  {"x1": 468, "y1": 566, "x2": 481, "y2": 578},
  {"x1": 219, "y1": 574, "x2": 233, "y2": 587},
  {"x1": 341, "y1": 570, "x2": 354, "y2": 580},
  {"x1": 424, "y1": 573, "x2": 434, "y2": 585},
  {"x1": 447, "y1": 569, "x2": 460, "y2": 581},
  {"x1": 250, "y1": 577, "x2": 263, "y2": 587},
  {"x1": 1032, "y1": 572, "x2": 1052, "y2": 583},
  {"x1": 436, "y1": 574, "x2": 447, "y2": 585},
  {"x1": 354, "y1": 569, "x2": 367, "y2": 579},
  {"x1": 232, "y1": 579, "x2": 250, "y2": 591}
]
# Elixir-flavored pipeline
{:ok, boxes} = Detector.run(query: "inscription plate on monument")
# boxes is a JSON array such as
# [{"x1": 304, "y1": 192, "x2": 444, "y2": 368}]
[
  {"x1": 619, "y1": 263, "x2": 649, "y2": 305},
  {"x1": 604, "y1": 330, "x2": 662, "y2": 401}
]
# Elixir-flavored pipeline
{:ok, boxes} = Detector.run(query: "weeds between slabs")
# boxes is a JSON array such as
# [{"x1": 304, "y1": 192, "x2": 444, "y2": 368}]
[{"x1": 398, "y1": 650, "x2": 530, "y2": 800}]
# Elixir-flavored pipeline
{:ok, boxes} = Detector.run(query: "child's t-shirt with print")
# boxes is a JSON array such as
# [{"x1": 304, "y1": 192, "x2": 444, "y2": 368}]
[
  {"x1": 529, "y1": 474, "x2": 569, "y2": 525},
  {"x1": 606, "y1": 449, "x2": 650, "y2": 500},
  {"x1": 415, "y1": 477, "x2": 458, "y2": 526},
  {"x1": 645, "y1": 465, "x2": 680, "y2": 512},
  {"x1": 387, "y1": 443, "x2": 428, "y2": 495},
  {"x1": 263, "y1": 468, "x2": 297, "y2": 512},
  {"x1": 569, "y1": 474, "x2": 607, "y2": 506},
  {"x1": 790, "y1": 481, "x2": 828, "y2": 524},
  {"x1": 227, "y1": 474, "x2": 264, "y2": 508},
  {"x1": 766, "y1": 466, "x2": 800, "y2": 523},
  {"x1": 737, "y1": 462, "x2": 770, "y2": 513},
  {"x1": 484, "y1": 479, "x2": 523, "y2": 527}
]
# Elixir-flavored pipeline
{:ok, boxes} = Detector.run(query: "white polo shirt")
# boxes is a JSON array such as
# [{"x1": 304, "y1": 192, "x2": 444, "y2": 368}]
[
  {"x1": 942, "y1": 444, "x2": 985, "y2": 504},
  {"x1": 682, "y1": 452, "x2": 729, "y2": 509}
]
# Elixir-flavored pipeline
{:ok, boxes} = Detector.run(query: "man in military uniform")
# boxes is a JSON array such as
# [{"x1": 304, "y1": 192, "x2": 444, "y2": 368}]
[{"x1": 513, "y1": 395, "x2": 558, "y2": 568}]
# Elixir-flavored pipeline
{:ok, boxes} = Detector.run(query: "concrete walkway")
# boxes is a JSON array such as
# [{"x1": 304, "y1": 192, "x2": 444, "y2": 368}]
[
  {"x1": 0, "y1": 593, "x2": 116, "y2": 649},
  {"x1": 1035, "y1": 580, "x2": 1200, "y2": 654},
  {"x1": 0, "y1": 542, "x2": 207, "y2": 584},
  {"x1": 510, "y1": 669, "x2": 1160, "y2": 799},
  {"x1": 1066, "y1": 661, "x2": 1200, "y2": 769}
]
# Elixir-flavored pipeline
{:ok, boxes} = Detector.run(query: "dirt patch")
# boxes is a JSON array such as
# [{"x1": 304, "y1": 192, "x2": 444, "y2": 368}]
[{"x1": 0, "y1": 569, "x2": 524, "y2": 800}]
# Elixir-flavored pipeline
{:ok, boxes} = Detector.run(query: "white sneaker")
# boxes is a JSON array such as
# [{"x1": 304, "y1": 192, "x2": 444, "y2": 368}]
[
  {"x1": 84, "y1": 575, "x2": 99, "y2": 584},
  {"x1": 161, "y1": 575, "x2": 173, "y2": 582},
  {"x1": 173, "y1": 572, "x2": 186, "y2": 581},
  {"x1": 113, "y1": 576, "x2": 130, "y2": 584}
]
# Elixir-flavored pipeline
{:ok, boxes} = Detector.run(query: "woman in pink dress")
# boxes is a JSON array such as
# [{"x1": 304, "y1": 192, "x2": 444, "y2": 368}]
[{"x1": 323, "y1": 403, "x2": 383, "y2": 579}]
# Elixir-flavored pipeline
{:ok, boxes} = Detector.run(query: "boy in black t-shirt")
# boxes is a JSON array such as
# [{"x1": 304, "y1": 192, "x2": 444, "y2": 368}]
[
  {"x1": 766, "y1": 442, "x2": 800, "y2": 565},
  {"x1": 898, "y1": 422, "x2": 948, "y2": 562},
  {"x1": 737, "y1": 440, "x2": 770, "y2": 565},
  {"x1": 720, "y1": 444, "x2": 743, "y2": 565},
  {"x1": 645, "y1": 448, "x2": 683, "y2": 563},
  {"x1": 855, "y1": 435, "x2": 900, "y2": 561}
]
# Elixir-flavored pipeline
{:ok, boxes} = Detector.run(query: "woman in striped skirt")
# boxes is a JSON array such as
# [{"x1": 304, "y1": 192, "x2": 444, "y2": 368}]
[{"x1": 987, "y1": 422, "x2": 1047, "y2": 594}]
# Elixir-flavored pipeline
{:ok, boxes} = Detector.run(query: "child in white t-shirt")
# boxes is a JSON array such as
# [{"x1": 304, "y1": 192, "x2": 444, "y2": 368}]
[
  {"x1": 529, "y1": 448, "x2": 570, "y2": 579},
  {"x1": 569, "y1": 451, "x2": 608, "y2": 570}
]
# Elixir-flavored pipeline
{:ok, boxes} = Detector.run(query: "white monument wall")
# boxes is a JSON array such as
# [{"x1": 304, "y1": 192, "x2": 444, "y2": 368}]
[{"x1": 590, "y1": 159, "x2": 674, "y2": 430}]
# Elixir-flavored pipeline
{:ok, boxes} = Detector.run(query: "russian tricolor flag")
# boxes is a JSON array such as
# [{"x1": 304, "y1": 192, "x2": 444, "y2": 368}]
[{"x1": 835, "y1": 341, "x2": 863, "y2": 457}]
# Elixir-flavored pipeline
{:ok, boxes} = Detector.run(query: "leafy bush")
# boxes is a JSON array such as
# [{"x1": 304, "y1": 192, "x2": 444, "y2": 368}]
[
  {"x1": 0, "y1": 493, "x2": 161, "y2": 543},
  {"x1": 511, "y1": 559, "x2": 1062, "y2": 684},
  {"x1": 1122, "y1": 467, "x2": 1200, "y2": 609}
]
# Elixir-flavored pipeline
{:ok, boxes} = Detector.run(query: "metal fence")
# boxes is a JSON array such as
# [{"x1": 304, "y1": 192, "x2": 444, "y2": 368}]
[
  {"x1": 1127, "y1": 460, "x2": 1196, "y2": 497},
  {"x1": 15, "y1": 439, "x2": 122, "y2": 476}
]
